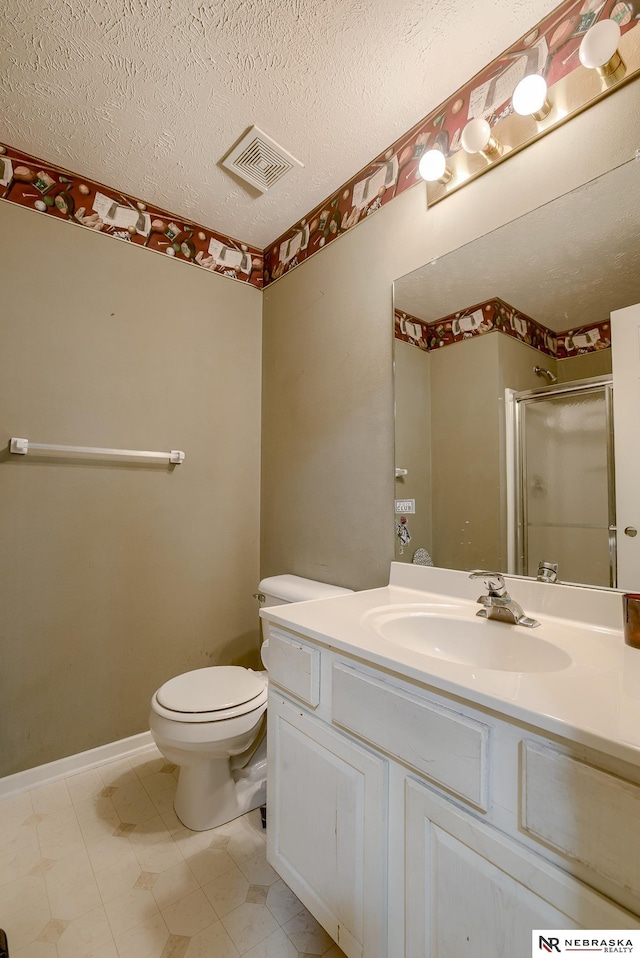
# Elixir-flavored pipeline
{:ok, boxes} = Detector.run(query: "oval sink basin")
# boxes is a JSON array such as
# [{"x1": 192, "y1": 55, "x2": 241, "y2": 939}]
[{"x1": 362, "y1": 609, "x2": 572, "y2": 673}]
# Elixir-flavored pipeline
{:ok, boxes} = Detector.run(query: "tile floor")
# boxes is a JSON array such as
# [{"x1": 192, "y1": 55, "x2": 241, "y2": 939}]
[{"x1": 0, "y1": 747, "x2": 347, "y2": 958}]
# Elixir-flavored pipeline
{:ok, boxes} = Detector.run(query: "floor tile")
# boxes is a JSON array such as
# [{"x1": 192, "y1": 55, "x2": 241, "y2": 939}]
[
  {"x1": 0, "y1": 820, "x2": 39, "y2": 854},
  {"x1": 150, "y1": 860, "x2": 199, "y2": 910},
  {"x1": 110, "y1": 779, "x2": 149, "y2": 811},
  {"x1": 45, "y1": 848, "x2": 102, "y2": 921},
  {"x1": 0, "y1": 874, "x2": 48, "y2": 918},
  {"x1": 241, "y1": 927, "x2": 298, "y2": 958},
  {"x1": 128, "y1": 751, "x2": 165, "y2": 779},
  {"x1": 73, "y1": 795, "x2": 118, "y2": 826},
  {"x1": 37, "y1": 808, "x2": 85, "y2": 861},
  {"x1": 13, "y1": 942, "x2": 58, "y2": 958},
  {"x1": 0, "y1": 895, "x2": 51, "y2": 953},
  {"x1": 265, "y1": 879, "x2": 305, "y2": 925},
  {"x1": 31, "y1": 781, "x2": 72, "y2": 815},
  {"x1": 185, "y1": 847, "x2": 237, "y2": 887},
  {"x1": 55, "y1": 903, "x2": 113, "y2": 958},
  {"x1": 103, "y1": 886, "x2": 159, "y2": 937},
  {"x1": 114, "y1": 911, "x2": 170, "y2": 958},
  {"x1": 94, "y1": 850, "x2": 143, "y2": 903},
  {"x1": 159, "y1": 934, "x2": 191, "y2": 958},
  {"x1": 243, "y1": 808, "x2": 266, "y2": 835},
  {"x1": 201, "y1": 864, "x2": 250, "y2": 918},
  {"x1": 224, "y1": 823, "x2": 266, "y2": 866},
  {"x1": 282, "y1": 911, "x2": 334, "y2": 955},
  {"x1": 66, "y1": 769, "x2": 106, "y2": 807},
  {"x1": 0, "y1": 839, "x2": 43, "y2": 885},
  {"x1": 113, "y1": 793, "x2": 158, "y2": 825},
  {"x1": 0, "y1": 792, "x2": 33, "y2": 830},
  {"x1": 141, "y1": 772, "x2": 177, "y2": 813},
  {"x1": 85, "y1": 943, "x2": 119, "y2": 958},
  {"x1": 169, "y1": 825, "x2": 216, "y2": 858},
  {"x1": 28, "y1": 859, "x2": 56, "y2": 878},
  {"x1": 236, "y1": 851, "x2": 279, "y2": 887},
  {"x1": 98, "y1": 759, "x2": 134, "y2": 784},
  {"x1": 246, "y1": 884, "x2": 269, "y2": 905},
  {"x1": 183, "y1": 920, "x2": 240, "y2": 958},
  {"x1": 87, "y1": 833, "x2": 136, "y2": 873},
  {"x1": 161, "y1": 888, "x2": 216, "y2": 936},
  {"x1": 220, "y1": 902, "x2": 279, "y2": 954},
  {"x1": 36, "y1": 917, "x2": 70, "y2": 942},
  {"x1": 134, "y1": 837, "x2": 184, "y2": 873},
  {"x1": 128, "y1": 815, "x2": 172, "y2": 847},
  {"x1": 135, "y1": 871, "x2": 160, "y2": 892}
]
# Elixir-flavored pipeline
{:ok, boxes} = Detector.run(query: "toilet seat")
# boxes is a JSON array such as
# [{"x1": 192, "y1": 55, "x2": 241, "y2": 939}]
[{"x1": 153, "y1": 666, "x2": 267, "y2": 724}]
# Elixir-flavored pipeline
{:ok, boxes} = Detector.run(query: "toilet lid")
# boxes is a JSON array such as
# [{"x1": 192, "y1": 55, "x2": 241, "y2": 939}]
[{"x1": 156, "y1": 666, "x2": 265, "y2": 714}]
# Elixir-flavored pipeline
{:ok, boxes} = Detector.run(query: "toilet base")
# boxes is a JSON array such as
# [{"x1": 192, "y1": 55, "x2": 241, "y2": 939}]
[{"x1": 174, "y1": 738, "x2": 268, "y2": 831}]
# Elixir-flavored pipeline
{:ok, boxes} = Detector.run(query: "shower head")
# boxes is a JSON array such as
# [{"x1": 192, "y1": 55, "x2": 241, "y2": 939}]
[{"x1": 534, "y1": 365, "x2": 558, "y2": 384}]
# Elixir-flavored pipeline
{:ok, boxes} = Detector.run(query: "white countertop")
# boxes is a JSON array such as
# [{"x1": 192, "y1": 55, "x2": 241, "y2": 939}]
[{"x1": 260, "y1": 564, "x2": 640, "y2": 766}]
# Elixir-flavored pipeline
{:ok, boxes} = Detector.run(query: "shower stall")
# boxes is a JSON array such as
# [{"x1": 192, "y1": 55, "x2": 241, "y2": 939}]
[{"x1": 508, "y1": 375, "x2": 616, "y2": 588}]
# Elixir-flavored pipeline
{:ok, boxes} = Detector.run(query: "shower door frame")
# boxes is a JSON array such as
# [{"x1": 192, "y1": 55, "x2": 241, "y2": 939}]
[{"x1": 508, "y1": 374, "x2": 616, "y2": 588}]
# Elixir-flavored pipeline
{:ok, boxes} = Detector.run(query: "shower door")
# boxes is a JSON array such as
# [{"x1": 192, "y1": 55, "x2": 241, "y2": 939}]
[{"x1": 514, "y1": 378, "x2": 615, "y2": 588}]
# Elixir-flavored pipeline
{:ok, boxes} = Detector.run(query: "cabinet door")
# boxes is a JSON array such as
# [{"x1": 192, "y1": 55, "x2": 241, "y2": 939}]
[
  {"x1": 267, "y1": 692, "x2": 387, "y2": 958},
  {"x1": 405, "y1": 778, "x2": 639, "y2": 958}
]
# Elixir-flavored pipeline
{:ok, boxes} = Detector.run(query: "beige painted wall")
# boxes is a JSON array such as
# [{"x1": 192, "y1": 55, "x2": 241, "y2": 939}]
[
  {"x1": 393, "y1": 341, "x2": 431, "y2": 561},
  {"x1": 0, "y1": 203, "x2": 262, "y2": 776},
  {"x1": 261, "y1": 79, "x2": 640, "y2": 591},
  {"x1": 557, "y1": 350, "x2": 612, "y2": 383},
  {"x1": 429, "y1": 334, "x2": 501, "y2": 571}
]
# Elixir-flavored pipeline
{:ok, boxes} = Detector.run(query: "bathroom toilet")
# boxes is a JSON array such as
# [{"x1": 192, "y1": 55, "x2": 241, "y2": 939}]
[{"x1": 149, "y1": 574, "x2": 352, "y2": 831}]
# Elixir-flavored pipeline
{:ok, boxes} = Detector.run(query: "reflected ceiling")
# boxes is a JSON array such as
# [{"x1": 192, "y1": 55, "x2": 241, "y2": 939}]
[{"x1": 395, "y1": 160, "x2": 640, "y2": 332}]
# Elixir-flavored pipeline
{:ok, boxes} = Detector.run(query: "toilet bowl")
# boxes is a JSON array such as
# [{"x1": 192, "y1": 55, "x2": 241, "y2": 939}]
[{"x1": 149, "y1": 575, "x2": 353, "y2": 831}]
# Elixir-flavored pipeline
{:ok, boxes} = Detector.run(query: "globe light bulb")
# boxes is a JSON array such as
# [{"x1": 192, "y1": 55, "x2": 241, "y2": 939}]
[
  {"x1": 512, "y1": 74, "x2": 551, "y2": 120},
  {"x1": 579, "y1": 19, "x2": 626, "y2": 80},
  {"x1": 461, "y1": 118, "x2": 502, "y2": 158},
  {"x1": 418, "y1": 149, "x2": 452, "y2": 184}
]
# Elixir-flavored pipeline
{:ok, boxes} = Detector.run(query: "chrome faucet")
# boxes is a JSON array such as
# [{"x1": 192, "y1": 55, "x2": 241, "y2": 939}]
[{"x1": 469, "y1": 571, "x2": 540, "y2": 628}]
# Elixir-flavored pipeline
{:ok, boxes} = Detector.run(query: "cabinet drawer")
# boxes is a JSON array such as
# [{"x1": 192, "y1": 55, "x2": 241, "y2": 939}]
[
  {"x1": 522, "y1": 740, "x2": 640, "y2": 899},
  {"x1": 266, "y1": 628, "x2": 321, "y2": 707},
  {"x1": 332, "y1": 663, "x2": 490, "y2": 810}
]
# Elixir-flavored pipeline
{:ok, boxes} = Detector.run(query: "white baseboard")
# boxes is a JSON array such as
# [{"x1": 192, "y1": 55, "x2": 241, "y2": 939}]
[{"x1": 0, "y1": 731, "x2": 156, "y2": 800}]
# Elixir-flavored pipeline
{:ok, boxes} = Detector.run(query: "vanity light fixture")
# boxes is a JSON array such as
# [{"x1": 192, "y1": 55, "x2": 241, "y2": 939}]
[
  {"x1": 579, "y1": 19, "x2": 626, "y2": 82},
  {"x1": 512, "y1": 74, "x2": 552, "y2": 121},
  {"x1": 460, "y1": 117, "x2": 503, "y2": 159},
  {"x1": 418, "y1": 149, "x2": 453, "y2": 184}
]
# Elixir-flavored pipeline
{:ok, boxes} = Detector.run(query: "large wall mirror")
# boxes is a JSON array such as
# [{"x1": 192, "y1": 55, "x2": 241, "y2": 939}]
[{"x1": 393, "y1": 157, "x2": 640, "y2": 591}]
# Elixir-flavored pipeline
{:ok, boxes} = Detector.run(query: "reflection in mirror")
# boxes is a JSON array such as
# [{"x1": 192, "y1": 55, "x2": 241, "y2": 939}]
[{"x1": 393, "y1": 159, "x2": 640, "y2": 590}]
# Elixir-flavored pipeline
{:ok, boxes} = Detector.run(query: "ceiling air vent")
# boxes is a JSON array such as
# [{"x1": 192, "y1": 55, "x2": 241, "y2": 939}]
[{"x1": 221, "y1": 126, "x2": 303, "y2": 193}]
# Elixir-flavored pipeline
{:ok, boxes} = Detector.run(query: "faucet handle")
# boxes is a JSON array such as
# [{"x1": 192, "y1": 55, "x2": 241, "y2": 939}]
[
  {"x1": 537, "y1": 561, "x2": 558, "y2": 583},
  {"x1": 469, "y1": 570, "x2": 507, "y2": 596}
]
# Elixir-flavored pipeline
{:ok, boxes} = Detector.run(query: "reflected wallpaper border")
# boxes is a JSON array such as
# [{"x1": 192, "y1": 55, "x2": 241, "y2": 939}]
[{"x1": 394, "y1": 302, "x2": 611, "y2": 359}]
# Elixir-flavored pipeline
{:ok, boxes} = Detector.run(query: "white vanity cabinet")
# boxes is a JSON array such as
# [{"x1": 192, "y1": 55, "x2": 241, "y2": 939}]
[
  {"x1": 266, "y1": 628, "x2": 388, "y2": 958},
  {"x1": 265, "y1": 624, "x2": 640, "y2": 958},
  {"x1": 404, "y1": 780, "x2": 637, "y2": 957}
]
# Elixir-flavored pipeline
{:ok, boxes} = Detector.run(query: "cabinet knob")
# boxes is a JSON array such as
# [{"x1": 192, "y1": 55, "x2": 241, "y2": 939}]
[{"x1": 624, "y1": 526, "x2": 638, "y2": 537}]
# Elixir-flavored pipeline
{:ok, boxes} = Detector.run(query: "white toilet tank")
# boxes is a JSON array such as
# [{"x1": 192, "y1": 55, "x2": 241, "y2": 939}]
[
  {"x1": 258, "y1": 573, "x2": 353, "y2": 607},
  {"x1": 257, "y1": 575, "x2": 353, "y2": 668}
]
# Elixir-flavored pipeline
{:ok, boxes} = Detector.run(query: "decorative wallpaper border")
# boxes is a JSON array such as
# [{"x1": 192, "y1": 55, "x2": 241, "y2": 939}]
[
  {"x1": 0, "y1": 144, "x2": 264, "y2": 288},
  {"x1": 264, "y1": 0, "x2": 639, "y2": 287},
  {"x1": 394, "y1": 301, "x2": 611, "y2": 359},
  {"x1": 556, "y1": 319, "x2": 612, "y2": 357}
]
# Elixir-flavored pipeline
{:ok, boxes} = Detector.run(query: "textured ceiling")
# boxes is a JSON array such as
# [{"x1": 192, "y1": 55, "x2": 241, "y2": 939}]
[
  {"x1": 394, "y1": 159, "x2": 640, "y2": 333},
  {"x1": 1, "y1": 0, "x2": 559, "y2": 248}
]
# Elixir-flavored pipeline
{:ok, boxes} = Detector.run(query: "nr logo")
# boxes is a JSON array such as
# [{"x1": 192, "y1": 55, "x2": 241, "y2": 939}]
[{"x1": 539, "y1": 938, "x2": 561, "y2": 953}]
